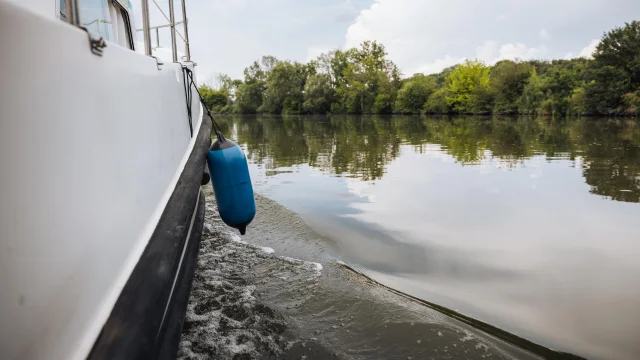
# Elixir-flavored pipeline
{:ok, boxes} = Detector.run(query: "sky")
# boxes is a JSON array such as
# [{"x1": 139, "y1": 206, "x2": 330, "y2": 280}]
[{"x1": 141, "y1": 0, "x2": 640, "y2": 84}]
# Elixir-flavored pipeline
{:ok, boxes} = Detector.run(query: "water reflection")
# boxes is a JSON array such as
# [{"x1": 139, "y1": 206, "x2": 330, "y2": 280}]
[
  {"x1": 222, "y1": 115, "x2": 640, "y2": 203},
  {"x1": 215, "y1": 115, "x2": 640, "y2": 359}
]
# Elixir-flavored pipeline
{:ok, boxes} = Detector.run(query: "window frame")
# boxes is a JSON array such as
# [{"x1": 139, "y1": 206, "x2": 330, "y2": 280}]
[
  {"x1": 111, "y1": 0, "x2": 134, "y2": 50},
  {"x1": 56, "y1": 0, "x2": 135, "y2": 51}
]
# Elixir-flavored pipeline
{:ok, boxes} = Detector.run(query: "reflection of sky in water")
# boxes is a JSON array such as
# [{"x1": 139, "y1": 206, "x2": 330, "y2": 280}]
[{"x1": 246, "y1": 143, "x2": 640, "y2": 360}]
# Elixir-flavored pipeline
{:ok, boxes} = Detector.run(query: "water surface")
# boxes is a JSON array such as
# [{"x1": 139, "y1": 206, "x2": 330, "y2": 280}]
[{"x1": 217, "y1": 115, "x2": 640, "y2": 360}]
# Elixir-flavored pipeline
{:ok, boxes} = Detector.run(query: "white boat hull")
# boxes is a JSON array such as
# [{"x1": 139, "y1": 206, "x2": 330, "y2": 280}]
[{"x1": 0, "y1": 2, "x2": 208, "y2": 359}]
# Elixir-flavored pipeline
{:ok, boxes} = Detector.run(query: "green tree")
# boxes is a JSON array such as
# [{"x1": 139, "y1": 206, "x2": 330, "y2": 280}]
[
  {"x1": 582, "y1": 21, "x2": 640, "y2": 114},
  {"x1": 445, "y1": 60, "x2": 491, "y2": 113},
  {"x1": 224, "y1": 20, "x2": 640, "y2": 116},
  {"x1": 373, "y1": 71, "x2": 397, "y2": 114},
  {"x1": 199, "y1": 84, "x2": 230, "y2": 113},
  {"x1": 424, "y1": 88, "x2": 450, "y2": 113},
  {"x1": 234, "y1": 61, "x2": 266, "y2": 113},
  {"x1": 490, "y1": 60, "x2": 534, "y2": 113},
  {"x1": 582, "y1": 65, "x2": 629, "y2": 114},
  {"x1": 260, "y1": 60, "x2": 309, "y2": 114},
  {"x1": 622, "y1": 90, "x2": 640, "y2": 115},
  {"x1": 427, "y1": 65, "x2": 457, "y2": 88},
  {"x1": 337, "y1": 58, "x2": 371, "y2": 113},
  {"x1": 328, "y1": 49, "x2": 351, "y2": 89},
  {"x1": 593, "y1": 21, "x2": 640, "y2": 89},
  {"x1": 517, "y1": 69, "x2": 544, "y2": 114},
  {"x1": 394, "y1": 74, "x2": 437, "y2": 113},
  {"x1": 333, "y1": 42, "x2": 400, "y2": 114},
  {"x1": 567, "y1": 86, "x2": 588, "y2": 115},
  {"x1": 303, "y1": 73, "x2": 334, "y2": 114},
  {"x1": 215, "y1": 74, "x2": 243, "y2": 101},
  {"x1": 235, "y1": 83, "x2": 262, "y2": 113},
  {"x1": 538, "y1": 59, "x2": 587, "y2": 115}
]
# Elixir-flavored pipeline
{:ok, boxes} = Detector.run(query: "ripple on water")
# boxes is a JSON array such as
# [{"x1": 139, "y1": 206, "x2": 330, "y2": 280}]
[{"x1": 180, "y1": 188, "x2": 561, "y2": 360}]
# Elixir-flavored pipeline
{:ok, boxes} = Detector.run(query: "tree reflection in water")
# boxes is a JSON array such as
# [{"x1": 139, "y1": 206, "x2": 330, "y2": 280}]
[{"x1": 218, "y1": 115, "x2": 640, "y2": 203}]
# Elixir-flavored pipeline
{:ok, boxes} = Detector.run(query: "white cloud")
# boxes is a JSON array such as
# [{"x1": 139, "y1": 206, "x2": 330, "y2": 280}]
[
  {"x1": 411, "y1": 41, "x2": 548, "y2": 75},
  {"x1": 183, "y1": 0, "x2": 640, "y2": 80},
  {"x1": 477, "y1": 41, "x2": 548, "y2": 64},
  {"x1": 497, "y1": 43, "x2": 548, "y2": 61},
  {"x1": 185, "y1": 0, "x2": 372, "y2": 80},
  {"x1": 306, "y1": 46, "x2": 334, "y2": 62},
  {"x1": 578, "y1": 39, "x2": 599, "y2": 58},
  {"x1": 344, "y1": 0, "x2": 553, "y2": 75},
  {"x1": 205, "y1": 0, "x2": 248, "y2": 14},
  {"x1": 564, "y1": 39, "x2": 600, "y2": 60},
  {"x1": 476, "y1": 41, "x2": 500, "y2": 63},
  {"x1": 412, "y1": 55, "x2": 466, "y2": 75},
  {"x1": 343, "y1": 0, "x2": 638, "y2": 77},
  {"x1": 326, "y1": 0, "x2": 360, "y2": 23},
  {"x1": 539, "y1": 29, "x2": 550, "y2": 40}
]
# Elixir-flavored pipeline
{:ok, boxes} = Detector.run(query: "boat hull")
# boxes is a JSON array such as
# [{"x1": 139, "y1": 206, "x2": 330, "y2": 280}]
[
  {"x1": 0, "y1": 2, "x2": 209, "y2": 359},
  {"x1": 89, "y1": 115, "x2": 212, "y2": 359}
]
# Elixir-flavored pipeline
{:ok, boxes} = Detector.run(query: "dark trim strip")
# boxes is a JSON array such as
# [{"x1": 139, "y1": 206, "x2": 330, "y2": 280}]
[
  {"x1": 156, "y1": 188, "x2": 201, "y2": 340},
  {"x1": 155, "y1": 190, "x2": 205, "y2": 360},
  {"x1": 88, "y1": 113, "x2": 212, "y2": 360}
]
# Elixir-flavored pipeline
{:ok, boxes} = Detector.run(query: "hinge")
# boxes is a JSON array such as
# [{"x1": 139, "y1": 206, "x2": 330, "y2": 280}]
[{"x1": 152, "y1": 56, "x2": 164, "y2": 70}]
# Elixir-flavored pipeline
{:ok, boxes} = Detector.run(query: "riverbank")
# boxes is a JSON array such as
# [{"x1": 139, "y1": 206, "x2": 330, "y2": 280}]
[
  {"x1": 211, "y1": 111, "x2": 639, "y2": 117},
  {"x1": 178, "y1": 185, "x2": 583, "y2": 360}
]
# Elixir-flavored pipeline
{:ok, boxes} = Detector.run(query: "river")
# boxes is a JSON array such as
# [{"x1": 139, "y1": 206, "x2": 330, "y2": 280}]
[{"x1": 215, "y1": 115, "x2": 640, "y2": 360}]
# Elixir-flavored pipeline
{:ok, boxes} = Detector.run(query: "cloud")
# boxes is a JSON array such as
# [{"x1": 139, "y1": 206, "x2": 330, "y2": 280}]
[
  {"x1": 307, "y1": 46, "x2": 334, "y2": 62},
  {"x1": 343, "y1": 0, "x2": 639, "y2": 77},
  {"x1": 476, "y1": 41, "x2": 500, "y2": 63},
  {"x1": 412, "y1": 55, "x2": 466, "y2": 75},
  {"x1": 539, "y1": 29, "x2": 550, "y2": 40},
  {"x1": 180, "y1": 0, "x2": 640, "y2": 80},
  {"x1": 205, "y1": 0, "x2": 248, "y2": 14},
  {"x1": 412, "y1": 41, "x2": 548, "y2": 75},
  {"x1": 327, "y1": 0, "x2": 360, "y2": 23},
  {"x1": 478, "y1": 41, "x2": 548, "y2": 64},
  {"x1": 578, "y1": 39, "x2": 599, "y2": 58},
  {"x1": 496, "y1": 43, "x2": 548, "y2": 61},
  {"x1": 564, "y1": 39, "x2": 600, "y2": 60}
]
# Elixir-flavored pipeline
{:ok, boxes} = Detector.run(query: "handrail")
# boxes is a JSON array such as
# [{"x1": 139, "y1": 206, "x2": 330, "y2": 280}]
[
  {"x1": 138, "y1": 21, "x2": 183, "y2": 31},
  {"x1": 140, "y1": 0, "x2": 191, "y2": 62},
  {"x1": 140, "y1": 0, "x2": 152, "y2": 55},
  {"x1": 150, "y1": 0, "x2": 186, "y2": 42},
  {"x1": 64, "y1": 0, "x2": 79, "y2": 25},
  {"x1": 167, "y1": 0, "x2": 177, "y2": 62},
  {"x1": 180, "y1": 0, "x2": 191, "y2": 60}
]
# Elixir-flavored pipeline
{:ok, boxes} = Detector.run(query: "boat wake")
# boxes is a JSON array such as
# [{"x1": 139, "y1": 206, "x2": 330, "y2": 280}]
[
  {"x1": 178, "y1": 196, "x2": 327, "y2": 359},
  {"x1": 335, "y1": 261, "x2": 585, "y2": 360},
  {"x1": 180, "y1": 188, "x2": 582, "y2": 360}
]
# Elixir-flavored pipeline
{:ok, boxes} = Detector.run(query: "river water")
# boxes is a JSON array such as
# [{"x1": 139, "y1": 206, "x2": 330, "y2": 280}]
[{"x1": 215, "y1": 115, "x2": 640, "y2": 360}]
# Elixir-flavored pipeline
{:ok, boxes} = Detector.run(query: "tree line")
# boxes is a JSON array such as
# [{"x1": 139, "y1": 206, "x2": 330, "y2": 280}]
[{"x1": 199, "y1": 21, "x2": 640, "y2": 116}]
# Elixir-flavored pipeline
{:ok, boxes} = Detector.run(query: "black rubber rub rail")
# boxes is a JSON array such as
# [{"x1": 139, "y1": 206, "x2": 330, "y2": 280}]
[{"x1": 87, "y1": 111, "x2": 212, "y2": 360}]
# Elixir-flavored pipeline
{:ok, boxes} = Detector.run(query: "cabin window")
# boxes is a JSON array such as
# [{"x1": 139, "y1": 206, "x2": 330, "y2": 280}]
[
  {"x1": 110, "y1": 1, "x2": 135, "y2": 50},
  {"x1": 58, "y1": 0, "x2": 135, "y2": 50},
  {"x1": 78, "y1": 0, "x2": 115, "y2": 41}
]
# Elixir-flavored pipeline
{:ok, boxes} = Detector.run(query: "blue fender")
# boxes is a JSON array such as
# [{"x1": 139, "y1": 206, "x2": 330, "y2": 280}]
[{"x1": 206, "y1": 138, "x2": 256, "y2": 235}]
